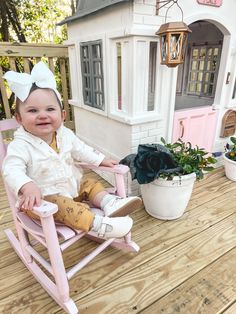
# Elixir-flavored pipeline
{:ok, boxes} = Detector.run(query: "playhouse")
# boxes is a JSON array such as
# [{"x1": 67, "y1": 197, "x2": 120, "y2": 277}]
[{"x1": 60, "y1": 0, "x2": 236, "y2": 193}]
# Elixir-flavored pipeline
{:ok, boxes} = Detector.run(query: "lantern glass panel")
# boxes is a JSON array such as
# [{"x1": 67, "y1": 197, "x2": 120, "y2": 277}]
[
  {"x1": 181, "y1": 32, "x2": 188, "y2": 60},
  {"x1": 161, "y1": 35, "x2": 168, "y2": 61},
  {"x1": 170, "y1": 33, "x2": 181, "y2": 60}
]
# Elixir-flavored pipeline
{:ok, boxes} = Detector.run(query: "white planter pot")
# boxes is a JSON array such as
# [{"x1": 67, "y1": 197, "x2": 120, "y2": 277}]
[
  {"x1": 140, "y1": 173, "x2": 196, "y2": 220},
  {"x1": 223, "y1": 153, "x2": 236, "y2": 181}
]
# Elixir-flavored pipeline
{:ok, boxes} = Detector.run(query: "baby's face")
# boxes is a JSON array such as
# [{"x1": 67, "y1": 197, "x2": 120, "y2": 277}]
[{"x1": 16, "y1": 88, "x2": 65, "y2": 143}]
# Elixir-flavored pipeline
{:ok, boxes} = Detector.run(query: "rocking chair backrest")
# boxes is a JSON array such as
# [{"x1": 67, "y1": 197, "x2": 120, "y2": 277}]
[
  {"x1": 0, "y1": 118, "x2": 19, "y2": 168},
  {"x1": 0, "y1": 118, "x2": 20, "y2": 218}
]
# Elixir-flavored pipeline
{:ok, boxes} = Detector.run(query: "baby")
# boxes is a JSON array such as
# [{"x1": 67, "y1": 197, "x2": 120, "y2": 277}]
[{"x1": 2, "y1": 61, "x2": 142, "y2": 239}]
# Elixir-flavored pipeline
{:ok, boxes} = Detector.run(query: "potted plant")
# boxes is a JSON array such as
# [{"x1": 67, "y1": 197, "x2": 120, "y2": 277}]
[
  {"x1": 128, "y1": 138, "x2": 217, "y2": 220},
  {"x1": 223, "y1": 136, "x2": 236, "y2": 181}
]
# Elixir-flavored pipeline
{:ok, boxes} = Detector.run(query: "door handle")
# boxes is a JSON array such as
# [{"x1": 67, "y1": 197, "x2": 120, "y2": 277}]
[{"x1": 179, "y1": 120, "x2": 184, "y2": 138}]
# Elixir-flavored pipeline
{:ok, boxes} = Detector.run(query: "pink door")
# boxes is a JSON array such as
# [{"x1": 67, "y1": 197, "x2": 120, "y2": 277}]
[
  {"x1": 172, "y1": 106, "x2": 218, "y2": 153},
  {"x1": 173, "y1": 22, "x2": 223, "y2": 154}
]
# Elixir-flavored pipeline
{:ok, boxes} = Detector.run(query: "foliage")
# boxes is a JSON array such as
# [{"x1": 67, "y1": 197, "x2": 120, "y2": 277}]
[
  {"x1": 0, "y1": 0, "x2": 75, "y2": 44},
  {"x1": 225, "y1": 136, "x2": 236, "y2": 161},
  {"x1": 0, "y1": 0, "x2": 26, "y2": 42},
  {"x1": 160, "y1": 137, "x2": 217, "y2": 180},
  {"x1": 0, "y1": 1, "x2": 74, "y2": 118},
  {"x1": 17, "y1": 0, "x2": 71, "y2": 43}
]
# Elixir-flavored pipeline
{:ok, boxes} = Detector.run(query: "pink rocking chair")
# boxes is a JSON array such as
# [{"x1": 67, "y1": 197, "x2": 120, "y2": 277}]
[{"x1": 0, "y1": 119, "x2": 139, "y2": 314}]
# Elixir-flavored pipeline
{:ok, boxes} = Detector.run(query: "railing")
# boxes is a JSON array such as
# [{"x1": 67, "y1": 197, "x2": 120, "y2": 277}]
[{"x1": 0, "y1": 42, "x2": 74, "y2": 130}]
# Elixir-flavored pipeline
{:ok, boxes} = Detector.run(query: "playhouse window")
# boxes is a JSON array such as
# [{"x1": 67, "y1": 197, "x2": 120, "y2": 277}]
[
  {"x1": 80, "y1": 40, "x2": 104, "y2": 110},
  {"x1": 116, "y1": 42, "x2": 122, "y2": 110},
  {"x1": 232, "y1": 78, "x2": 236, "y2": 99},
  {"x1": 186, "y1": 45, "x2": 221, "y2": 97},
  {"x1": 148, "y1": 42, "x2": 157, "y2": 111}
]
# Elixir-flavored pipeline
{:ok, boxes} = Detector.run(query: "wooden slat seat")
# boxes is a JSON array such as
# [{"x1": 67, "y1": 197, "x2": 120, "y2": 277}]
[{"x1": 17, "y1": 212, "x2": 77, "y2": 241}]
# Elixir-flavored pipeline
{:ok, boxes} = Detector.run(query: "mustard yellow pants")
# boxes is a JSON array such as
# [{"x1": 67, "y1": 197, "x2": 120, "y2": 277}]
[{"x1": 25, "y1": 177, "x2": 105, "y2": 232}]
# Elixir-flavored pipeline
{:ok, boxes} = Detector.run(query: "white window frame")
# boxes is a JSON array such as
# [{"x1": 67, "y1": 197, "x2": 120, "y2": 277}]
[
  {"x1": 108, "y1": 36, "x2": 161, "y2": 125},
  {"x1": 80, "y1": 40, "x2": 105, "y2": 110}
]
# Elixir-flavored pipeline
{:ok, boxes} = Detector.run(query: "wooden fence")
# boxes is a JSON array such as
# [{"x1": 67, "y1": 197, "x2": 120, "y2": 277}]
[{"x1": 0, "y1": 42, "x2": 74, "y2": 130}]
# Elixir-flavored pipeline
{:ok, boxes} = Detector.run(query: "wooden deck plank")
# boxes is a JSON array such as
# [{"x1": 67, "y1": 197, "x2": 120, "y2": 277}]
[
  {"x1": 0, "y1": 213, "x2": 236, "y2": 313},
  {"x1": 142, "y1": 248, "x2": 236, "y2": 314},
  {"x1": 70, "y1": 214, "x2": 236, "y2": 313},
  {"x1": 1, "y1": 186, "x2": 235, "y2": 298},
  {"x1": 222, "y1": 302, "x2": 236, "y2": 314},
  {"x1": 1, "y1": 167, "x2": 236, "y2": 314},
  {"x1": 1, "y1": 196, "x2": 236, "y2": 312}
]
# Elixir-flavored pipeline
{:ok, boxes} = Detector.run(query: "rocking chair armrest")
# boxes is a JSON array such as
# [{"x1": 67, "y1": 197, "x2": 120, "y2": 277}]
[
  {"x1": 32, "y1": 200, "x2": 58, "y2": 218},
  {"x1": 78, "y1": 162, "x2": 130, "y2": 175}
]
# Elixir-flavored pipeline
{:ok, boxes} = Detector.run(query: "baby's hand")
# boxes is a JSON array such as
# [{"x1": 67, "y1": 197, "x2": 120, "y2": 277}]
[
  {"x1": 100, "y1": 158, "x2": 118, "y2": 168},
  {"x1": 18, "y1": 182, "x2": 42, "y2": 211}
]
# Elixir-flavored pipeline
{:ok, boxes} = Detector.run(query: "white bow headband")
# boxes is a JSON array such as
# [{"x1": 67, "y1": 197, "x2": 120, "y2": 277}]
[{"x1": 3, "y1": 61, "x2": 61, "y2": 103}]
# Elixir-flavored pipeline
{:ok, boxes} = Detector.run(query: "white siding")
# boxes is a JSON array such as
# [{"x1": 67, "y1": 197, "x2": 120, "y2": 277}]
[{"x1": 67, "y1": 0, "x2": 236, "y2": 194}]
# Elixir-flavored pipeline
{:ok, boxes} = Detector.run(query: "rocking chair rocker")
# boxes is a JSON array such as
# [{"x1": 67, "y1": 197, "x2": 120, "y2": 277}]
[{"x1": 0, "y1": 118, "x2": 139, "y2": 314}]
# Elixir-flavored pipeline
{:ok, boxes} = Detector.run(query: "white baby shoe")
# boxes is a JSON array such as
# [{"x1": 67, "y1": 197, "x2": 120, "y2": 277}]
[
  {"x1": 101, "y1": 195, "x2": 142, "y2": 217},
  {"x1": 92, "y1": 215, "x2": 133, "y2": 239}
]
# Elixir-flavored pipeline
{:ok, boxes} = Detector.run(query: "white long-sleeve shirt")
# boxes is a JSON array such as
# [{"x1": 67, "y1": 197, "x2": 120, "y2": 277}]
[{"x1": 2, "y1": 125, "x2": 105, "y2": 198}]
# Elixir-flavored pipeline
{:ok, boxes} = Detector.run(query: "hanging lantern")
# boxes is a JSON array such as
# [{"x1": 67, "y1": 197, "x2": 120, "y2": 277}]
[{"x1": 156, "y1": 21, "x2": 192, "y2": 67}]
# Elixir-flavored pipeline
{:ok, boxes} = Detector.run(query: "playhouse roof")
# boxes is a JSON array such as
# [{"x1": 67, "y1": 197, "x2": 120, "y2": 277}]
[{"x1": 58, "y1": 0, "x2": 131, "y2": 25}]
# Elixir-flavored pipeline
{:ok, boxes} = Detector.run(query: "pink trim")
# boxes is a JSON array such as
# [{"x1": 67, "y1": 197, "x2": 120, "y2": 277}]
[
  {"x1": 79, "y1": 162, "x2": 129, "y2": 174},
  {"x1": 197, "y1": 0, "x2": 222, "y2": 7},
  {"x1": 0, "y1": 118, "x2": 19, "y2": 131}
]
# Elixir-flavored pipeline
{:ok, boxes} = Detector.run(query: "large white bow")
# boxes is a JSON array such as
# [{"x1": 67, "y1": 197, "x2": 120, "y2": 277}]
[{"x1": 3, "y1": 61, "x2": 61, "y2": 102}]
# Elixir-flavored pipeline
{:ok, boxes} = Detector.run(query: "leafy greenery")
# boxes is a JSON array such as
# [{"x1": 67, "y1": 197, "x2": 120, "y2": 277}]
[
  {"x1": 160, "y1": 137, "x2": 217, "y2": 180},
  {"x1": 0, "y1": 1, "x2": 75, "y2": 119},
  {"x1": 0, "y1": 0, "x2": 26, "y2": 42},
  {"x1": 0, "y1": 0, "x2": 76, "y2": 43},
  {"x1": 225, "y1": 136, "x2": 236, "y2": 161},
  {"x1": 18, "y1": 0, "x2": 70, "y2": 43}
]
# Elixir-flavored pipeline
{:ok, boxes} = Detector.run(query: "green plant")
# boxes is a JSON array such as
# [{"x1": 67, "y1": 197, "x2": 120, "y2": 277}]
[
  {"x1": 225, "y1": 136, "x2": 236, "y2": 161},
  {"x1": 160, "y1": 137, "x2": 217, "y2": 180}
]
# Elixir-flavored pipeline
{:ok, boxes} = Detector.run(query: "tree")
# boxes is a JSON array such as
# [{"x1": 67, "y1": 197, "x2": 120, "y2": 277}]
[
  {"x1": 0, "y1": 0, "x2": 27, "y2": 42},
  {"x1": 0, "y1": 0, "x2": 77, "y2": 119},
  {"x1": 71, "y1": 0, "x2": 79, "y2": 14},
  {"x1": 0, "y1": 0, "x2": 77, "y2": 43},
  {"x1": 19, "y1": 0, "x2": 71, "y2": 43}
]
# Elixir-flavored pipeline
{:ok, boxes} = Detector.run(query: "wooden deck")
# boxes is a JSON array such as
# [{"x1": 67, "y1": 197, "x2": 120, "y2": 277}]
[{"x1": 1, "y1": 167, "x2": 236, "y2": 313}]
